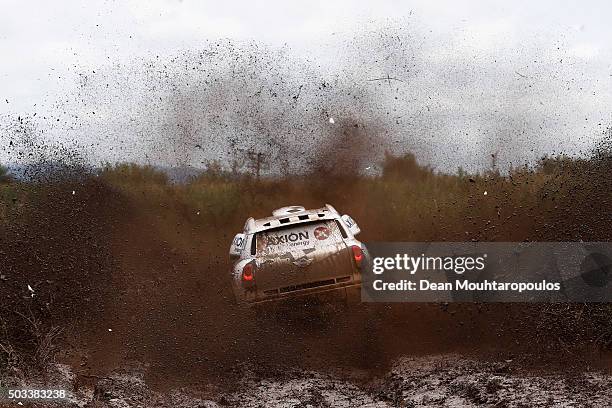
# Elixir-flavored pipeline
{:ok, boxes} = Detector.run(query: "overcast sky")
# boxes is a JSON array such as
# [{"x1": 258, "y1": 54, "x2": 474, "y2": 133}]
[{"x1": 1, "y1": 0, "x2": 611, "y2": 171}]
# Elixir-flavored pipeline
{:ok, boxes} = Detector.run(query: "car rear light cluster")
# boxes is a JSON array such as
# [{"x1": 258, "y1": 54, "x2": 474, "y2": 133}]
[
  {"x1": 242, "y1": 262, "x2": 255, "y2": 283},
  {"x1": 352, "y1": 245, "x2": 363, "y2": 267}
]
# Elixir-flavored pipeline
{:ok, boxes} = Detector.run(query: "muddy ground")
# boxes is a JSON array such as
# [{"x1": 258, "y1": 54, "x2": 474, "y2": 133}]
[
  {"x1": 1, "y1": 157, "x2": 611, "y2": 407},
  {"x1": 7, "y1": 353, "x2": 612, "y2": 407}
]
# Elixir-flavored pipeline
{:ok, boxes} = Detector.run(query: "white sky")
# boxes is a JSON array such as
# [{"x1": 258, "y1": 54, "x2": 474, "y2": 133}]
[{"x1": 1, "y1": 0, "x2": 612, "y2": 171}]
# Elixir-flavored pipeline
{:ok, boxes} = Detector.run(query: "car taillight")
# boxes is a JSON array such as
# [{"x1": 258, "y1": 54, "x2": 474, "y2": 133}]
[
  {"x1": 352, "y1": 245, "x2": 363, "y2": 267},
  {"x1": 242, "y1": 262, "x2": 254, "y2": 282}
]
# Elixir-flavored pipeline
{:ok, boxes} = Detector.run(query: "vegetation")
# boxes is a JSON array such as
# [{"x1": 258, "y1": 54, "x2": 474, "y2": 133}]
[
  {"x1": 0, "y1": 165, "x2": 11, "y2": 184},
  {"x1": 90, "y1": 151, "x2": 611, "y2": 242}
]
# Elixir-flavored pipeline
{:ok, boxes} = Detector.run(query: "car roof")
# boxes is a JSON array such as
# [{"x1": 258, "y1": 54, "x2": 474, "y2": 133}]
[{"x1": 244, "y1": 204, "x2": 340, "y2": 233}]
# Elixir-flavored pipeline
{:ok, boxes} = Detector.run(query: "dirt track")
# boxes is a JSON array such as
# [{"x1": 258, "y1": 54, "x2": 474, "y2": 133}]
[
  {"x1": 58, "y1": 180, "x2": 611, "y2": 407},
  {"x1": 9, "y1": 353, "x2": 612, "y2": 407},
  {"x1": 1, "y1": 164, "x2": 611, "y2": 406},
  {"x1": 62, "y1": 186, "x2": 568, "y2": 384}
]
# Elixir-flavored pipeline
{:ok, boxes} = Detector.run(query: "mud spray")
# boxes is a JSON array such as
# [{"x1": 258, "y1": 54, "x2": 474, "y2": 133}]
[{"x1": 1, "y1": 26, "x2": 611, "y2": 403}]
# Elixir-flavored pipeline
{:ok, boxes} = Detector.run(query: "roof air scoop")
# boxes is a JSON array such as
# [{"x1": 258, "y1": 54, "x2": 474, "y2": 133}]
[{"x1": 272, "y1": 206, "x2": 306, "y2": 216}]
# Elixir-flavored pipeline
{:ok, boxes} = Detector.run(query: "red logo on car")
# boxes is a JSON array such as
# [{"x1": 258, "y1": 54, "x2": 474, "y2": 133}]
[{"x1": 314, "y1": 226, "x2": 331, "y2": 240}]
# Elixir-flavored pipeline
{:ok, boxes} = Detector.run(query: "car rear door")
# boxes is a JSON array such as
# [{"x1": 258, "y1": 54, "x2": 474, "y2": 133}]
[{"x1": 253, "y1": 220, "x2": 355, "y2": 294}]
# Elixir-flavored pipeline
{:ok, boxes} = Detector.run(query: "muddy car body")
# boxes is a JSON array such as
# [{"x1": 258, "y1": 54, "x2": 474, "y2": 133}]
[{"x1": 229, "y1": 204, "x2": 366, "y2": 305}]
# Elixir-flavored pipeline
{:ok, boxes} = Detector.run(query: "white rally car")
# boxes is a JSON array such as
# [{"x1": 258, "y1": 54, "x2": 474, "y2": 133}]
[{"x1": 229, "y1": 204, "x2": 366, "y2": 305}]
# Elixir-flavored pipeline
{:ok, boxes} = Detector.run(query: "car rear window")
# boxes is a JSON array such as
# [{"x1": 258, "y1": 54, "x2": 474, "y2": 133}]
[{"x1": 255, "y1": 220, "x2": 343, "y2": 256}]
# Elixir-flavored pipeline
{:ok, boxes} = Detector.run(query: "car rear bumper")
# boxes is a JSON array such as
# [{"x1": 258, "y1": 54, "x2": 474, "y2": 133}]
[{"x1": 240, "y1": 281, "x2": 362, "y2": 306}]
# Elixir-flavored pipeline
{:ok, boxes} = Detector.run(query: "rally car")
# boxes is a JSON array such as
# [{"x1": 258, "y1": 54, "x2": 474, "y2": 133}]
[{"x1": 229, "y1": 204, "x2": 366, "y2": 305}]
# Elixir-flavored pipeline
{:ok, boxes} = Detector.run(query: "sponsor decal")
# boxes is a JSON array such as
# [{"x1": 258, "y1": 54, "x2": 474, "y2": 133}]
[{"x1": 266, "y1": 231, "x2": 309, "y2": 245}]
